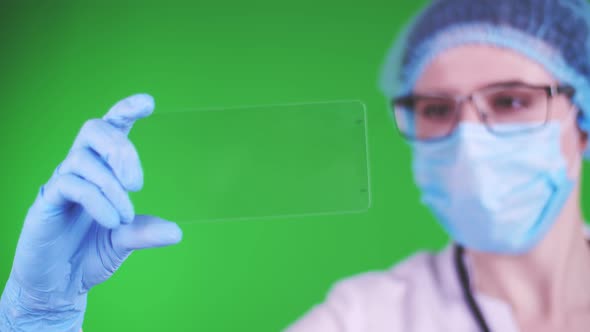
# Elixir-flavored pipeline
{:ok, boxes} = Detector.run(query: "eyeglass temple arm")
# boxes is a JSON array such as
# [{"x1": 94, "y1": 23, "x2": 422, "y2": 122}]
[{"x1": 553, "y1": 85, "x2": 575, "y2": 97}]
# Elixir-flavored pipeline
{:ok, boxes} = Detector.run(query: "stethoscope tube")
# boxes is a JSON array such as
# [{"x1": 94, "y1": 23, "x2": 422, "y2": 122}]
[{"x1": 454, "y1": 245, "x2": 492, "y2": 332}]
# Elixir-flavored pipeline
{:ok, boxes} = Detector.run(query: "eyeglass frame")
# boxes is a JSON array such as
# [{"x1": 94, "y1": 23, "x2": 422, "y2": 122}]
[{"x1": 391, "y1": 81, "x2": 576, "y2": 142}]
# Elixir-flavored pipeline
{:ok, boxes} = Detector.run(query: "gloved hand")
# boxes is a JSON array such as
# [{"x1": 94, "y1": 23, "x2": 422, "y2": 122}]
[{"x1": 0, "y1": 94, "x2": 183, "y2": 332}]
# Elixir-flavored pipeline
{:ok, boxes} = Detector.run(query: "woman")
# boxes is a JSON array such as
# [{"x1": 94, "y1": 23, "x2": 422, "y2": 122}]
[{"x1": 287, "y1": 0, "x2": 590, "y2": 331}]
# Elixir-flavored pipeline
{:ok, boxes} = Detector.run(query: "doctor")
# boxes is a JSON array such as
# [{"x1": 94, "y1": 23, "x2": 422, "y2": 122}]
[
  {"x1": 2, "y1": 0, "x2": 590, "y2": 331},
  {"x1": 287, "y1": 0, "x2": 590, "y2": 331}
]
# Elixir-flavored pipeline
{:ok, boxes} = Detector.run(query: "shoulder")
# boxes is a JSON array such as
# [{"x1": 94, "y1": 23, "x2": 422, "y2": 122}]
[
  {"x1": 287, "y1": 246, "x2": 466, "y2": 332},
  {"x1": 327, "y1": 247, "x2": 456, "y2": 312}
]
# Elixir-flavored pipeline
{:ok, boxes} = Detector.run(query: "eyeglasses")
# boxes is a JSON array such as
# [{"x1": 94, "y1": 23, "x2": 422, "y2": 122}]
[{"x1": 392, "y1": 81, "x2": 576, "y2": 141}]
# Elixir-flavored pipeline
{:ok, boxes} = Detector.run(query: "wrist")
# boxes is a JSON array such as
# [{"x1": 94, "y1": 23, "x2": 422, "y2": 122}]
[{"x1": 0, "y1": 277, "x2": 87, "y2": 332}]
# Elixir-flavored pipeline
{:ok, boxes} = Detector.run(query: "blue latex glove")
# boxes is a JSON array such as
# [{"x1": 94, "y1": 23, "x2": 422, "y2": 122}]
[{"x1": 0, "y1": 94, "x2": 183, "y2": 332}]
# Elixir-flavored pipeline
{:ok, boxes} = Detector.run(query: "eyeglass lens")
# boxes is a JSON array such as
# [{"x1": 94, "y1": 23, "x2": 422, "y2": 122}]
[{"x1": 394, "y1": 85, "x2": 550, "y2": 140}]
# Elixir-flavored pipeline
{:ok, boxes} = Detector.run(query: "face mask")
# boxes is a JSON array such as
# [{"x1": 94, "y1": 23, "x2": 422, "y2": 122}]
[{"x1": 412, "y1": 115, "x2": 578, "y2": 254}]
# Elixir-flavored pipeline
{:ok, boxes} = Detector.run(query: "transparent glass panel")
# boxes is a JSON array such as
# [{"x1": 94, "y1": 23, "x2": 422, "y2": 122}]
[{"x1": 130, "y1": 100, "x2": 371, "y2": 224}]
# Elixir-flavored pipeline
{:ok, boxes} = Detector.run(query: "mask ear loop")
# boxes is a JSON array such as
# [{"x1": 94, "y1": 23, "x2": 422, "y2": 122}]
[
  {"x1": 564, "y1": 105, "x2": 584, "y2": 180},
  {"x1": 561, "y1": 105, "x2": 589, "y2": 235}
]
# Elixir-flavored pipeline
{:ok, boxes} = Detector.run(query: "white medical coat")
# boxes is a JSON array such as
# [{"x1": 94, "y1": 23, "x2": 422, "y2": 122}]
[{"x1": 286, "y1": 245, "x2": 520, "y2": 332}]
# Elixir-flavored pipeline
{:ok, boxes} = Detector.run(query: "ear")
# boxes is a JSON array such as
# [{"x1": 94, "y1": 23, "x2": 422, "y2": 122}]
[
  {"x1": 576, "y1": 110, "x2": 589, "y2": 151},
  {"x1": 580, "y1": 131, "x2": 588, "y2": 149}
]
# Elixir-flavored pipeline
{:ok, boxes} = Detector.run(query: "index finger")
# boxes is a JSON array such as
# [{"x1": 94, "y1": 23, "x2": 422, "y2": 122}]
[{"x1": 103, "y1": 93, "x2": 155, "y2": 135}]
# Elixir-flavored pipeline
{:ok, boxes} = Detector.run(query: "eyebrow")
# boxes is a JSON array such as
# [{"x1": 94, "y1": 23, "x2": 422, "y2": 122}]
[
  {"x1": 413, "y1": 79, "x2": 557, "y2": 98},
  {"x1": 481, "y1": 80, "x2": 540, "y2": 89}
]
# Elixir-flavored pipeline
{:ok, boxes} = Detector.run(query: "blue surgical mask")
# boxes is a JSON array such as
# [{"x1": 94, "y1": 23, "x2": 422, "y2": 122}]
[{"x1": 412, "y1": 119, "x2": 577, "y2": 254}]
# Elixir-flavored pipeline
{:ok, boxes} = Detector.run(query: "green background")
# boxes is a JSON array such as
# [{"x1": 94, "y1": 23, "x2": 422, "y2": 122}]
[{"x1": 3, "y1": 1, "x2": 587, "y2": 331}]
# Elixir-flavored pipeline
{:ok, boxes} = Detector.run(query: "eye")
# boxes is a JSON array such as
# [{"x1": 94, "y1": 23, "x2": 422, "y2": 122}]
[
  {"x1": 419, "y1": 104, "x2": 451, "y2": 119},
  {"x1": 416, "y1": 101, "x2": 454, "y2": 120},
  {"x1": 490, "y1": 94, "x2": 531, "y2": 112}
]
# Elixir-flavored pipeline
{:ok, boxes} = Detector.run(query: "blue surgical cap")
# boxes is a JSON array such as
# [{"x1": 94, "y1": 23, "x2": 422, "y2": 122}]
[{"x1": 379, "y1": 0, "x2": 590, "y2": 156}]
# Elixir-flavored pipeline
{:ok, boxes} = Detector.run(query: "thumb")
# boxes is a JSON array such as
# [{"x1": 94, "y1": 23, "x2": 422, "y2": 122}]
[
  {"x1": 103, "y1": 93, "x2": 155, "y2": 136},
  {"x1": 111, "y1": 215, "x2": 183, "y2": 257}
]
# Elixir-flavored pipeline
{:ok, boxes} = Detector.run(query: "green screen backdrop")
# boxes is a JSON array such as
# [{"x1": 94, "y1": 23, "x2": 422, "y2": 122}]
[{"x1": 2, "y1": 1, "x2": 589, "y2": 331}]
